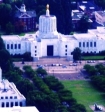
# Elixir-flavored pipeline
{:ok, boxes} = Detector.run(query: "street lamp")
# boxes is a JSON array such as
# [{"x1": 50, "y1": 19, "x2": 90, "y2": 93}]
[{"x1": 53, "y1": 70, "x2": 54, "y2": 76}]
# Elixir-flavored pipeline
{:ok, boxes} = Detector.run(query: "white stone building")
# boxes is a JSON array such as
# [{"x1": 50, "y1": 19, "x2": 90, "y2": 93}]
[
  {"x1": 0, "y1": 106, "x2": 39, "y2": 112},
  {"x1": 1, "y1": 5, "x2": 105, "y2": 60},
  {"x1": 95, "y1": 11, "x2": 105, "y2": 25},
  {"x1": 0, "y1": 68, "x2": 26, "y2": 108}
]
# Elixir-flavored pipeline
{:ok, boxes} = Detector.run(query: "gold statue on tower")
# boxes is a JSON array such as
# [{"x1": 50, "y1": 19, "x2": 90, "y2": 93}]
[{"x1": 46, "y1": 4, "x2": 49, "y2": 10}]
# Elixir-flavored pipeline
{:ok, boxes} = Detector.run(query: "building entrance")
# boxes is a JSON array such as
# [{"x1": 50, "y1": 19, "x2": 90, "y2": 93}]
[{"x1": 47, "y1": 45, "x2": 53, "y2": 56}]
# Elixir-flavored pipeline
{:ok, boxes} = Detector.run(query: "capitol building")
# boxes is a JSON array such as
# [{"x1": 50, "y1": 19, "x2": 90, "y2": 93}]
[{"x1": 1, "y1": 4, "x2": 105, "y2": 60}]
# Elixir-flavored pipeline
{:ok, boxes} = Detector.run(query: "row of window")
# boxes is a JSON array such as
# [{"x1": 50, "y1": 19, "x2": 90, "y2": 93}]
[
  {"x1": 79, "y1": 42, "x2": 96, "y2": 47},
  {"x1": 1, "y1": 96, "x2": 17, "y2": 99},
  {"x1": 35, "y1": 46, "x2": 37, "y2": 56},
  {"x1": 7, "y1": 44, "x2": 21, "y2": 50},
  {"x1": 65, "y1": 45, "x2": 67, "y2": 55},
  {"x1": 1, "y1": 101, "x2": 23, "y2": 107}
]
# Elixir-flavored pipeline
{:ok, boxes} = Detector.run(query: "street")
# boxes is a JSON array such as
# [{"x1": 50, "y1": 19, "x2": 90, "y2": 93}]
[{"x1": 13, "y1": 57, "x2": 105, "y2": 80}]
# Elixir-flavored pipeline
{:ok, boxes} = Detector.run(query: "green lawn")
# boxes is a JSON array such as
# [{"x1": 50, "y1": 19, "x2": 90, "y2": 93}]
[
  {"x1": 82, "y1": 56, "x2": 105, "y2": 60},
  {"x1": 61, "y1": 80, "x2": 105, "y2": 112}
]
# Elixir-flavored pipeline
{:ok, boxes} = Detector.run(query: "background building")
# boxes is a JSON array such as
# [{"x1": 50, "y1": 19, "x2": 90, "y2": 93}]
[
  {"x1": 2, "y1": 5, "x2": 105, "y2": 60},
  {"x1": 14, "y1": 4, "x2": 36, "y2": 32},
  {"x1": 0, "y1": 68, "x2": 26, "y2": 108},
  {"x1": 95, "y1": 11, "x2": 105, "y2": 25}
]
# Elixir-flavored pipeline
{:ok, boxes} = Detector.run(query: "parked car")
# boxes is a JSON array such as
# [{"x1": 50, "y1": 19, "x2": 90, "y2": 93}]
[
  {"x1": 51, "y1": 64, "x2": 56, "y2": 66},
  {"x1": 69, "y1": 63, "x2": 73, "y2": 66},
  {"x1": 62, "y1": 65, "x2": 67, "y2": 68},
  {"x1": 55, "y1": 64, "x2": 59, "y2": 66},
  {"x1": 73, "y1": 63, "x2": 77, "y2": 66},
  {"x1": 59, "y1": 64, "x2": 62, "y2": 66},
  {"x1": 87, "y1": 60, "x2": 91, "y2": 63}
]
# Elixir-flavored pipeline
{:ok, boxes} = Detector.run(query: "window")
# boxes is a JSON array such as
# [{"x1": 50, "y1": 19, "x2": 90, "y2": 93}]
[
  {"x1": 65, "y1": 49, "x2": 67, "y2": 52},
  {"x1": 65, "y1": 45, "x2": 67, "y2": 48},
  {"x1": 1, "y1": 97, "x2": 3, "y2": 99},
  {"x1": 15, "y1": 44, "x2": 17, "y2": 49},
  {"x1": 7, "y1": 44, "x2": 9, "y2": 49},
  {"x1": 35, "y1": 54, "x2": 37, "y2": 56},
  {"x1": 79, "y1": 42, "x2": 81, "y2": 47},
  {"x1": 15, "y1": 102, "x2": 18, "y2": 106},
  {"x1": 6, "y1": 102, "x2": 9, "y2": 107},
  {"x1": 90, "y1": 42, "x2": 92, "y2": 47},
  {"x1": 20, "y1": 102, "x2": 22, "y2": 107},
  {"x1": 10, "y1": 96, "x2": 12, "y2": 99},
  {"x1": 35, "y1": 46, "x2": 37, "y2": 49},
  {"x1": 87, "y1": 42, "x2": 89, "y2": 47},
  {"x1": 14, "y1": 96, "x2": 17, "y2": 99},
  {"x1": 83, "y1": 42, "x2": 85, "y2": 47},
  {"x1": 65, "y1": 53, "x2": 67, "y2": 55},
  {"x1": 94, "y1": 42, "x2": 96, "y2": 47},
  {"x1": 35, "y1": 50, "x2": 37, "y2": 53},
  {"x1": 18, "y1": 44, "x2": 21, "y2": 49},
  {"x1": 2, "y1": 102, "x2": 4, "y2": 107},
  {"x1": 11, "y1": 102, "x2": 13, "y2": 107},
  {"x1": 5, "y1": 96, "x2": 8, "y2": 99},
  {"x1": 11, "y1": 44, "x2": 13, "y2": 49}
]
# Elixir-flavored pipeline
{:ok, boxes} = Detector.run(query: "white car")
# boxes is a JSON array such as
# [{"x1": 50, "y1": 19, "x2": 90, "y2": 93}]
[{"x1": 69, "y1": 63, "x2": 73, "y2": 66}]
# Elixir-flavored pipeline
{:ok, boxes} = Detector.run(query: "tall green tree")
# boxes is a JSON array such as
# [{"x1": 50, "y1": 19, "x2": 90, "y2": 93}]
[
  {"x1": 0, "y1": 3, "x2": 12, "y2": 29},
  {"x1": 6, "y1": 22, "x2": 14, "y2": 34},
  {"x1": 78, "y1": 14, "x2": 91, "y2": 33},
  {"x1": 72, "y1": 47, "x2": 81, "y2": 61},
  {"x1": 94, "y1": 0, "x2": 105, "y2": 10}
]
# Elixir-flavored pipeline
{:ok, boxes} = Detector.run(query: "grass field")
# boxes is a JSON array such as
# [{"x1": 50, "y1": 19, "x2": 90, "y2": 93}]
[
  {"x1": 82, "y1": 56, "x2": 105, "y2": 60},
  {"x1": 61, "y1": 80, "x2": 105, "y2": 112}
]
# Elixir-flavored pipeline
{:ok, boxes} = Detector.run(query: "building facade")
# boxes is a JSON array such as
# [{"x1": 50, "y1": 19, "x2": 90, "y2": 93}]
[
  {"x1": 0, "y1": 68, "x2": 26, "y2": 108},
  {"x1": 0, "y1": 106, "x2": 39, "y2": 112},
  {"x1": 95, "y1": 11, "x2": 105, "y2": 25},
  {"x1": 1, "y1": 5, "x2": 105, "y2": 60},
  {"x1": 15, "y1": 4, "x2": 36, "y2": 32}
]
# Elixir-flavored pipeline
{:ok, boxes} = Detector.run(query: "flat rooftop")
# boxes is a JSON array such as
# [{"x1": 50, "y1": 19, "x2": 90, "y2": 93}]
[
  {"x1": 78, "y1": 1, "x2": 100, "y2": 11},
  {"x1": 0, "y1": 79, "x2": 25, "y2": 100},
  {"x1": 0, "y1": 106, "x2": 39, "y2": 112},
  {"x1": 95, "y1": 11, "x2": 105, "y2": 16},
  {"x1": 1, "y1": 35, "x2": 21, "y2": 41},
  {"x1": 74, "y1": 33, "x2": 96, "y2": 39},
  {"x1": 72, "y1": 11, "x2": 84, "y2": 20}
]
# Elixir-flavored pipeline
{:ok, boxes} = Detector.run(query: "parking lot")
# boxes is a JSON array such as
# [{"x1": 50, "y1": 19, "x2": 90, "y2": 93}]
[{"x1": 13, "y1": 57, "x2": 105, "y2": 80}]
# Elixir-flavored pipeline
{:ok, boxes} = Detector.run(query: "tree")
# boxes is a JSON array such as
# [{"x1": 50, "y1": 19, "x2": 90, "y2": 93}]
[
  {"x1": 72, "y1": 47, "x2": 81, "y2": 61},
  {"x1": 15, "y1": 20, "x2": 25, "y2": 33},
  {"x1": 6, "y1": 22, "x2": 14, "y2": 34},
  {"x1": 23, "y1": 65, "x2": 36, "y2": 79},
  {"x1": 23, "y1": 52, "x2": 33, "y2": 61},
  {"x1": 16, "y1": 79, "x2": 35, "y2": 96},
  {"x1": 36, "y1": 68, "x2": 48, "y2": 77},
  {"x1": 58, "y1": 89, "x2": 72, "y2": 101},
  {"x1": 0, "y1": 3, "x2": 12, "y2": 29},
  {"x1": 44, "y1": 76, "x2": 64, "y2": 91},
  {"x1": 0, "y1": 49, "x2": 11, "y2": 72},
  {"x1": 0, "y1": 36, "x2": 5, "y2": 49},
  {"x1": 78, "y1": 13, "x2": 91, "y2": 33},
  {"x1": 94, "y1": 0, "x2": 105, "y2": 10}
]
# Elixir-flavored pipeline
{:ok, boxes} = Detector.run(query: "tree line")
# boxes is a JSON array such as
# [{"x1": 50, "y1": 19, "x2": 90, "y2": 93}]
[{"x1": 84, "y1": 63, "x2": 105, "y2": 92}]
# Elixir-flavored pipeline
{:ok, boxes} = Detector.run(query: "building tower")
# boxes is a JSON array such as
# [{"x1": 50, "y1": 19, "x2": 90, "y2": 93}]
[
  {"x1": 39, "y1": 4, "x2": 58, "y2": 37},
  {"x1": 20, "y1": 4, "x2": 26, "y2": 13},
  {"x1": 0, "y1": 67, "x2": 2, "y2": 81}
]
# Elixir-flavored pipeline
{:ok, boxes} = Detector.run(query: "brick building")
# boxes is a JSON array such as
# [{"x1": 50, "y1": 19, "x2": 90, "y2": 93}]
[{"x1": 14, "y1": 4, "x2": 36, "y2": 32}]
